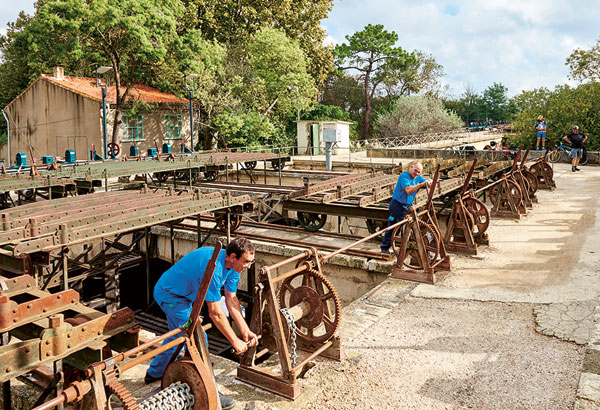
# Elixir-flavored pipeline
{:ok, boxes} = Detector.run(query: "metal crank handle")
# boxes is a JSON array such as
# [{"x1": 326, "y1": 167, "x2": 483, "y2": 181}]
[{"x1": 231, "y1": 335, "x2": 262, "y2": 355}]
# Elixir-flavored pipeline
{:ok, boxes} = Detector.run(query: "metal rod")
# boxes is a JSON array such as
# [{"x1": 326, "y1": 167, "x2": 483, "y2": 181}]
[
  {"x1": 264, "y1": 159, "x2": 267, "y2": 184},
  {"x1": 262, "y1": 250, "x2": 311, "y2": 272},
  {"x1": 145, "y1": 226, "x2": 150, "y2": 308},
  {"x1": 1, "y1": 332, "x2": 11, "y2": 410},
  {"x1": 197, "y1": 214, "x2": 201, "y2": 248},
  {"x1": 270, "y1": 264, "x2": 312, "y2": 284},
  {"x1": 170, "y1": 223, "x2": 175, "y2": 265},
  {"x1": 321, "y1": 218, "x2": 408, "y2": 263},
  {"x1": 291, "y1": 340, "x2": 333, "y2": 373},
  {"x1": 62, "y1": 248, "x2": 68, "y2": 291},
  {"x1": 119, "y1": 335, "x2": 186, "y2": 373},
  {"x1": 53, "y1": 360, "x2": 64, "y2": 410}
]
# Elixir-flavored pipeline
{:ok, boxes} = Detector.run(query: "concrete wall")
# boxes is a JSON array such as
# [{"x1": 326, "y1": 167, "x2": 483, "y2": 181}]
[
  {"x1": 5, "y1": 79, "x2": 101, "y2": 164},
  {"x1": 296, "y1": 121, "x2": 351, "y2": 156}
]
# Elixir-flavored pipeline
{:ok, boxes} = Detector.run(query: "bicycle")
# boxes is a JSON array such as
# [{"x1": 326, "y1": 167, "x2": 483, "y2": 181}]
[{"x1": 548, "y1": 141, "x2": 588, "y2": 165}]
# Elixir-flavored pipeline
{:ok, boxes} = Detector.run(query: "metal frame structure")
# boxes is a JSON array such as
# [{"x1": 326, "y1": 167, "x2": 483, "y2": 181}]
[
  {"x1": 32, "y1": 244, "x2": 224, "y2": 410},
  {"x1": 0, "y1": 274, "x2": 140, "y2": 409}
]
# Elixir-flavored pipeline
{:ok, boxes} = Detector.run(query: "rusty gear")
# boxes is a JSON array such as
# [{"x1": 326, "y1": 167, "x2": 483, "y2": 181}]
[
  {"x1": 392, "y1": 219, "x2": 441, "y2": 270},
  {"x1": 104, "y1": 368, "x2": 139, "y2": 410},
  {"x1": 278, "y1": 268, "x2": 341, "y2": 344}
]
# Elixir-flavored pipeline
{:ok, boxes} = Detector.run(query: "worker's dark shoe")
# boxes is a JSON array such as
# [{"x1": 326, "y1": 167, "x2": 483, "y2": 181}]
[
  {"x1": 219, "y1": 393, "x2": 235, "y2": 410},
  {"x1": 572, "y1": 166, "x2": 576, "y2": 172},
  {"x1": 575, "y1": 167, "x2": 581, "y2": 171},
  {"x1": 144, "y1": 372, "x2": 160, "y2": 384},
  {"x1": 380, "y1": 247, "x2": 391, "y2": 255}
]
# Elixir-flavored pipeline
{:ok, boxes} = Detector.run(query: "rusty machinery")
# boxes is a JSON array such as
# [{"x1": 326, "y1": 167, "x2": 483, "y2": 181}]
[
  {"x1": 0, "y1": 150, "x2": 289, "y2": 209},
  {"x1": 527, "y1": 146, "x2": 556, "y2": 191},
  {"x1": 0, "y1": 274, "x2": 139, "y2": 410},
  {"x1": 443, "y1": 159, "x2": 490, "y2": 255},
  {"x1": 388, "y1": 166, "x2": 451, "y2": 284},
  {"x1": 237, "y1": 247, "x2": 343, "y2": 399},
  {"x1": 32, "y1": 244, "x2": 225, "y2": 410}
]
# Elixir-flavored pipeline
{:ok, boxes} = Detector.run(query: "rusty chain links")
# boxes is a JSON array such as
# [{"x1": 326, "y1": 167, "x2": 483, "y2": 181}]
[
  {"x1": 280, "y1": 307, "x2": 298, "y2": 366},
  {"x1": 139, "y1": 381, "x2": 195, "y2": 410}
]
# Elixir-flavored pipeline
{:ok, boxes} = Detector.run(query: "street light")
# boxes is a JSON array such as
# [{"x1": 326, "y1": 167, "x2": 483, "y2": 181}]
[
  {"x1": 184, "y1": 74, "x2": 199, "y2": 152},
  {"x1": 95, "y1": 66, "x2": 113, "y2": 159}
]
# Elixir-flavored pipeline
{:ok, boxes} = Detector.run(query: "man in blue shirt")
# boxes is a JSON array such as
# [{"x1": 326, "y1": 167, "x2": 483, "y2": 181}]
[
  {"x1": 381, "y1": 162, "x2": 432, "y2": 253},
  {"x1": 145, "y1": 238, "x2": 258, "y2": 410}
]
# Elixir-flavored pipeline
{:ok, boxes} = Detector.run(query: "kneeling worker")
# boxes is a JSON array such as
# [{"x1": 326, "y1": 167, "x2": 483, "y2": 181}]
[
  {"x1": 145, "y1": 237, "x2": 258, "y2": 410},
  {"x1": 381, "y1": 161, "x2": 432, "y2": 254}
]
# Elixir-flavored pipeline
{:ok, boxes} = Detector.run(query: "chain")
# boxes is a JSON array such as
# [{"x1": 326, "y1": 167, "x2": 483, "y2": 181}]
[
  {"x1": 139, "y1": 381, "x2": 195, "y2": 410},
  {"x1": 280, "y1": 307, "x2": 298, "y2": 366}
]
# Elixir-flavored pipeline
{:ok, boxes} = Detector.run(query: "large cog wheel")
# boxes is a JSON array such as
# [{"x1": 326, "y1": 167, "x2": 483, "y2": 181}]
[{"x1": 278, "y1": 268, "x2": 341, "y2": 344}]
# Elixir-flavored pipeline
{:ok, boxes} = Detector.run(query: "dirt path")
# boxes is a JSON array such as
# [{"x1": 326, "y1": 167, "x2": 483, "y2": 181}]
[{"x1": 224, "y1": 162, "x2": 597, "y2": 410}]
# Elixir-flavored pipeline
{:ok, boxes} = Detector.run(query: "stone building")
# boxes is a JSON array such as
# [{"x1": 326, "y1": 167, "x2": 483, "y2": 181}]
[{"x1": 2, "y1": 67, "x2": 191, "y2": 164}]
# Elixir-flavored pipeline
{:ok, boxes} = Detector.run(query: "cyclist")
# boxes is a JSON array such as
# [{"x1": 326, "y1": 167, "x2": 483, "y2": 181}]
[
  {"x1": 535, "y1": 115, "x2": 547, "y2": 151},
  {"x1": 564, "y1": 125, "x2": 587, "y2": 172}
]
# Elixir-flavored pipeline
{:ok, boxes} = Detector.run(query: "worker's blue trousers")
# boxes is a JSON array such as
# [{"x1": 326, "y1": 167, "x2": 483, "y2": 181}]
[{"x1": 146, "y1": 301, "x2": 192, "y2": 378}]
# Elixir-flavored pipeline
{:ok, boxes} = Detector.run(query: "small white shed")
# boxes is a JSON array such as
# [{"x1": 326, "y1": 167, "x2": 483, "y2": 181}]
[{"x1": 296, "y1": 120, "x2": 352, "y2": 155}]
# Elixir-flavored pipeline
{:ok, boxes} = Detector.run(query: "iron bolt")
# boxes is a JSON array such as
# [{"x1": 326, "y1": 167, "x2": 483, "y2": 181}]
[
  {"x1": 81, "y1": 326, "x2": 87, "y2": 332},
  {"x1": 42, "y1": 308, "x2": 48, "y2": 313},
  {"x1": 12, "y1": 308, "x2": 16, "y2": 314},
  {"x1": 25, "y1": 348, "x2": 30, "y2": 353},
  {"x1": 45, "y1": 340, "x2": 50, "y2": 345},
  {"x1": 5, "y1": 367, "x2": 11, "y2": 373},
  {"x1": 46, "y1": 352, "x2": 51, "y2": 357},
  {"x1": 49, "y1": 314, "x2": 64, "y2": 328},
  {"x1": 27, "y1": 304, "x2": 32, "y2": 309}
]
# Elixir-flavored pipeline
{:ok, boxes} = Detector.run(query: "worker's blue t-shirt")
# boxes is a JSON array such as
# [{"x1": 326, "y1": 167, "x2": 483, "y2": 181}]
[
  {"x1": 153, "y1": 247, "x2": 239, "y2": 306},
  {"x1": 391, "y1": 171, "x2": 426, "y2": 205}
]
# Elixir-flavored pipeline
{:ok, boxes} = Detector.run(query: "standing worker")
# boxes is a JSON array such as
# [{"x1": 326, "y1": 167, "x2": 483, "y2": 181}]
[
  {"x1": 564, "y1": 125, "x2": 587, "y2": 172},
  {"x1": 145, "y1": 237, "x2": 258, "y2": 410},
  {"x1": 536, "y1": 115, "x2": 547, "y2": 151},
  {"x1": 381, "y1": 161, "x2": 432, "y2": 254}
]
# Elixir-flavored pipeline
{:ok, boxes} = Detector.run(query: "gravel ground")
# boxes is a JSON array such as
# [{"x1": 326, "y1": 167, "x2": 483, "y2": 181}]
[{"x1": 301, "y1": 297, "x2": 583, "y2": 410}]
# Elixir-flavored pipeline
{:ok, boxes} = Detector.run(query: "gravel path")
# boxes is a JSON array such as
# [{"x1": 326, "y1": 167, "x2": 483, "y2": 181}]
[{"x1": 302, "y1": 297, "x2": 583, "y2": 410}]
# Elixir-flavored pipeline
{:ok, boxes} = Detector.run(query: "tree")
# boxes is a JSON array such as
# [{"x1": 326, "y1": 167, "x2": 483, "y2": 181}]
[
  {"x1": 375, "y1": 95, "x2": 463, "y2": 138},
  {"x1": 184, "y1": 0, "x2": 334, "y2": 87},
  {"x1": 383, "y1": 51, "x2": 445, "y2": 97},
  {"x1": 5, "y1": 0, "x2": 191, "y2": 145},
  {"x1": 511, "y1": 83, "x2": 600, "y2": 151},
  {"x1": 566, "y1": 39, "x2": 600, "y2": 83},
  {"x1": 333, "y1": 24, "x2": 415, "y2": 139},
  {"x1": 481, "y1": 82, "x2": 510, "y2": 121}
]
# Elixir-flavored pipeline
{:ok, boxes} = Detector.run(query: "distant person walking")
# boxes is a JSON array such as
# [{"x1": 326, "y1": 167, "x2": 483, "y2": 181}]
[
  {"x1": 564, "y1": 125, "x2": 587, "y2": 172},
  {"x1": 381, "y1": 161, "x2": 432, "y2": 254},
  {"x1": 536, "y1": 115, "x2": 547, "y2": 151}
]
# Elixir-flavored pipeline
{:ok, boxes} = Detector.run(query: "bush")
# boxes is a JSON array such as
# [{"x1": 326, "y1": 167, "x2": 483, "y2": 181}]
[{"x1": 375, "y1": 95, "x2": 463, "y2": 138}]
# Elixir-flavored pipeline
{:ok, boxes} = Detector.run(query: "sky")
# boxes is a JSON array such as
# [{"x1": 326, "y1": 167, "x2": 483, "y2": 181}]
[
  {"x1": 1, "y1": 1, "x2": 599, "y2": 98},
  {"x1": 323, "y1": 0, "x2": 600, "y2": 97}
]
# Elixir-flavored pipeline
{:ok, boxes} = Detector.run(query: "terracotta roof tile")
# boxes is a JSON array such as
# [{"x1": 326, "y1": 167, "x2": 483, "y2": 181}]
[{"x1": 41, "y1": 74, "x2": 188, "y2": 104}]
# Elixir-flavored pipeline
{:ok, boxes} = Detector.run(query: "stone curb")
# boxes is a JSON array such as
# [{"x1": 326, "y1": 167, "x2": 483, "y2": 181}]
[{"x1": 575, "y1": 304, "x2": 600, "y2": 409}]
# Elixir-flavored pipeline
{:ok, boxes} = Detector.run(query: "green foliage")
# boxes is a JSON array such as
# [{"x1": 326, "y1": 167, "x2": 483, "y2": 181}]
[
  {"x1": 512, "y1": 83, "x2": 600, "y2": 151},
  {"x1": 245, "y1": 28, "x2": 316, "y2": 117},
  {"x1": 375, "y1": 95, "x2": 463, "y2": 138},
  {"x1": 566, "y1": 39, "x2": 600, "y2": 83},
  {"x1": 333, "y1": 24, "x2": 416, "y2": 139},
  {"x1": 213, "y1": 111, "x2": 277, "y2": 148},
  {"x1": 185, "y1": 0, "x2": 334, "y2": 87},
  {"x1": 301, "y1": 104, "x2": 352, "y2": 122}
]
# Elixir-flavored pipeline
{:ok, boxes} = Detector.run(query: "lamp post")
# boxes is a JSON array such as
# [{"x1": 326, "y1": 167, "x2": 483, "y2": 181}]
[
  {"x1": 95, "y1": 66, "x2": 113, "y2": 159},
  {"x1": 184, "y1": 74, "x2": 199, "y2": 152}
]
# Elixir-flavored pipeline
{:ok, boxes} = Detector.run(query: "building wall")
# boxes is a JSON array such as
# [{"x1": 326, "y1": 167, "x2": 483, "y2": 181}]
[
  {"x1": 4, "y1": 79, "x2": 102, "y2": 164},
  {"x1": 4, "y1": 79, "x2": 192, "y2": 164},
  {"x1": 114, "y1": 107, "x2": 191, "y2": 156}
]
